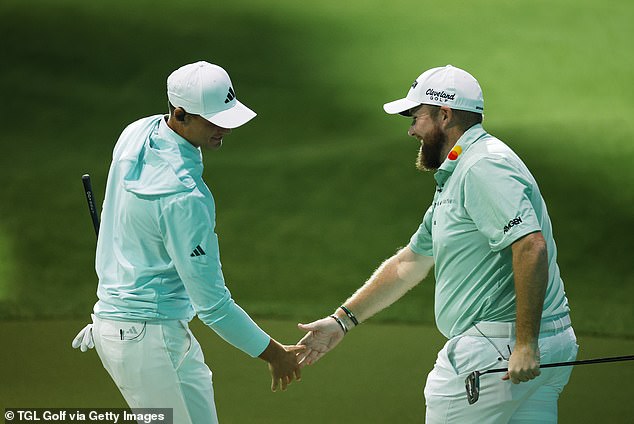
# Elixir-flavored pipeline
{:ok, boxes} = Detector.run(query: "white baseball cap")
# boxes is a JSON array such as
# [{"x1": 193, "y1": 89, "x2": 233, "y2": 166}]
[
  {"x1": 167, "y1": 61, "x2": 256, "y2": 129},
  {"x1": 383, "y1": 65, "x2": 484, "y2": 115}
]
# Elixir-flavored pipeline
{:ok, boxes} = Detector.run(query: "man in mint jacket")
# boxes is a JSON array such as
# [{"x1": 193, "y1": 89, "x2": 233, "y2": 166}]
[{"x1": 73, "y1": 61, "x2": 303, "y2": 424}]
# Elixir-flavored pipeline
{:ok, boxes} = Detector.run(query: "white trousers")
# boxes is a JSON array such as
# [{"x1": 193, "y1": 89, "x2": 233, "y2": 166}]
[
  {"x1": 424, "y1": 321, "x2": 578, "y2": 423},
  {"x1": 92, "y1": 315, "x2": 218, "y2": 424}
]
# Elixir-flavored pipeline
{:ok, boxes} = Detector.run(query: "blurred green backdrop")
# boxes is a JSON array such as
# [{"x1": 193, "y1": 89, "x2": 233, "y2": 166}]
[{"x1": 0, "y1": 0, "x2": 632, "y2": 421}]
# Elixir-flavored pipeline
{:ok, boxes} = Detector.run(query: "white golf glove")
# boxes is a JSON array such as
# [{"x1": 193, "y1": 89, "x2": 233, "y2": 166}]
[{"x1": 72, "y1": 323, "x2": 94, "y2": 352}]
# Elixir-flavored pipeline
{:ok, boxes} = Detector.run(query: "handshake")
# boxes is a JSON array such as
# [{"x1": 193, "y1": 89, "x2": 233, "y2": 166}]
[
  {"x1": 257, "y1": 313, "x2": 352, "y2": 392},
  {"x1": 72, "y1": 310, "x2": 356, "y2": 393}
]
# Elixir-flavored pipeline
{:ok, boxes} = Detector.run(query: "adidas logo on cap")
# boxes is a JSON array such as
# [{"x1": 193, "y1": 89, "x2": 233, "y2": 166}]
[{"x1": 224, "y1": 87, "x2": 235, "y2": 104}]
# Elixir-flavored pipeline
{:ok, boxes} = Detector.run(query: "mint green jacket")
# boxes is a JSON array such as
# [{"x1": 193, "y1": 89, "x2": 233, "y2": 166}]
[{"x1": 94, "y1": 115, "x2": 269, "y2": 357}]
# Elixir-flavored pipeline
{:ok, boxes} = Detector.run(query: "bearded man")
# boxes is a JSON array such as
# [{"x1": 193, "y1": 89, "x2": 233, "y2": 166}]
[{"x1": 297, "y1": 65, "x2": 577, "y2": 424}]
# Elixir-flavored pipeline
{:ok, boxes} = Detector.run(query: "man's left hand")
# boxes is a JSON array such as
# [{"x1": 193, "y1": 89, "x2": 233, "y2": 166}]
[{"x1": 503, "y1": 343, "x2": 540, "y2": 384}]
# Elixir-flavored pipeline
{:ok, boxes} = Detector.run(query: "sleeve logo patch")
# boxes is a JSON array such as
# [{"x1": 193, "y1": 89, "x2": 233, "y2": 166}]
[{"x1": 503, "y1": 217, "x2": 523, "y2": 233}]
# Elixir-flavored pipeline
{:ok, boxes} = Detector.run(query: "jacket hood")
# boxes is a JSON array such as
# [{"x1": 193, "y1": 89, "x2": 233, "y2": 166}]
[{"x1": 113, "y1": 115, "x2": 203, "y2": 196}]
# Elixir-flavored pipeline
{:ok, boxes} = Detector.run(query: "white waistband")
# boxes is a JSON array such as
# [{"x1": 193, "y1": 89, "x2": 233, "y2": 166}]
[
  {"x1": 92, "y1": 314, "x2": 187, "y2": 328},
  {"x1": 460, "y1": 315, "x2": 571, "y2": 338}
]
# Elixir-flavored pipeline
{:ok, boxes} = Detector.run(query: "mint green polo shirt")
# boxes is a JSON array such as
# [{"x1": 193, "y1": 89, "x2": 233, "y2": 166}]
[
  {"x1": 93, "y1": 115, "x2": 270, "y2": 357},
  {"x1": 409, "y1": 124, "x2": 570, "y2": 338}
]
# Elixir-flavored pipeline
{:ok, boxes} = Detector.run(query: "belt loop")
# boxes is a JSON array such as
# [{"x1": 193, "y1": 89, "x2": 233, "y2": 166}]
[{"x1": 556, "y1": 316, "x2": 564, "y2": 332}]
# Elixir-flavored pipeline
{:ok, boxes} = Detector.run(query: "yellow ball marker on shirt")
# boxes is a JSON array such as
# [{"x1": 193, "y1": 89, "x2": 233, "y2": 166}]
[{"x1": 448, "y1": 145, "x2": 462, "y2": 161}]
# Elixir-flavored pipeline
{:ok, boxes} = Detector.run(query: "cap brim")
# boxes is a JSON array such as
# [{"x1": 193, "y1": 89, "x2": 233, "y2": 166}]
[
  {"x1": 203, "y1": 100, "x2": 257, "y2": 129},
  {"x1": 383, "y1": 98, "x2": 421, "y2": 115}
]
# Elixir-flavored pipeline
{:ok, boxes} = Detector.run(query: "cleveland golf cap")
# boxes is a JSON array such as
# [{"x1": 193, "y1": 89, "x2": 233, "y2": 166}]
[
  {"x1": 167, "y1": 61, "x2": 256, "y2": 129},
  {"x1": 383, "y1": 65, "x2": 484, "y2": 115}
]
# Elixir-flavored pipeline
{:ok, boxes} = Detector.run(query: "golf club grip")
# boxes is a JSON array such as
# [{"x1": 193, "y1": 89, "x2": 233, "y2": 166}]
[
  {"x1": 82, "y1": 174, "x2": 100, "y2": 237},
  {"x1": 484, "y1": 354, "x2": 634, "y2": 375}
]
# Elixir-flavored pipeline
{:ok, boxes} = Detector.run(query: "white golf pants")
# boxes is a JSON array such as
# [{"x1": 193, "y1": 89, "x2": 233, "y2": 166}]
[
  {"x1": 424, "y1": 317, "x2": 578, "y2": 423},
  {"x1": 92, "y1": 315, "x2": 218, "y2": 424}
]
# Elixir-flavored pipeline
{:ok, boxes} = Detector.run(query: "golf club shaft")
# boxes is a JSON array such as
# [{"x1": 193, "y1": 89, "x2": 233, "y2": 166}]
[
  {"x1": 483, "y1": 354, "x2": 634, "y2": 375},
  {"x1": 82, "y1": 174, "x2": 100, "y2": 237}
]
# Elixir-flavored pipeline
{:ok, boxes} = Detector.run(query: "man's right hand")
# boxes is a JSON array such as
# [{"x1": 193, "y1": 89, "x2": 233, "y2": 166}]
[
  {"x1": 296, "y1": 316, "x2": 346, "y2": 367},
  {"x1": 258, "y1": 339, "x2": 305, "y2": 392}
]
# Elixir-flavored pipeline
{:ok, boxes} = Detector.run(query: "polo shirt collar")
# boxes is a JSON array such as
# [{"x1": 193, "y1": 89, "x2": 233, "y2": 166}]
[{"x1": 434, "y1": 124, "x2": 487, "y2": 186}]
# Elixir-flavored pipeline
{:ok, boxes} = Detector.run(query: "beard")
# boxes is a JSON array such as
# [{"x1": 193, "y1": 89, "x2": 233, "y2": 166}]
[{"x1": 415, "y1": 124, "x2": 447, "y2": 172}]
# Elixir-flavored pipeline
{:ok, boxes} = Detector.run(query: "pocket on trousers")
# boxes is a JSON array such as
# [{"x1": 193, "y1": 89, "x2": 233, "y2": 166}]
[
  {"x1": 162, "y1": 321, "x2": 192, "y2": 369},
  {"x1": 447, "y1": 336, "x2": 505, "y2": 376},
  {"x1": 97, "y1": 320, "x2": 147, "y2": 344}
]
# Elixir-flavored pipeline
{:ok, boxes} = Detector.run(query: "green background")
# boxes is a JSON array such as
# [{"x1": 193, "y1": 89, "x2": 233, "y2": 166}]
[{"x1": 0, "y1": 0, "x2": 632, "y2": 422}]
